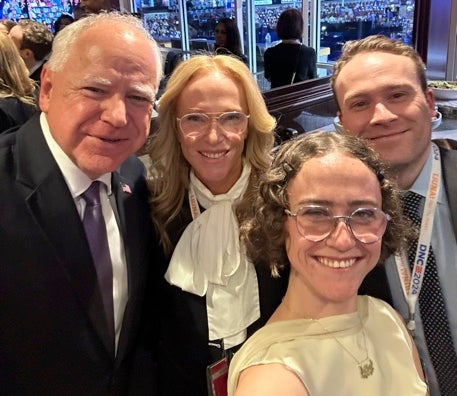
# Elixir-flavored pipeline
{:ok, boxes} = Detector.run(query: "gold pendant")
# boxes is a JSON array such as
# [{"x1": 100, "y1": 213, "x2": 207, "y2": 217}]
[{"x1": 359, "y1": 358, "x2": 374, "y2": 378}]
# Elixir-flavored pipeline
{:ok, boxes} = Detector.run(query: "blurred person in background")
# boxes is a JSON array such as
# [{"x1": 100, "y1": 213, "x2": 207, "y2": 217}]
[
  {"x1": 264, "y1": 8, "x2": 317, "y2": 89},
  {"x1": 53, "y1": 13, "x2": 74, "y2": 35},
  {"x1": 0, "y1": 33, "x2": 37, "y2": 133},
  {"x1": 75, "y1": 0, "x2": 110, "y2": 19},
  {"x1": 0, "y1": 19, "x2": 16, "y2": 34},
  {"x1": 9, "y1": 19, "x2": 53, "y2": 85},
  {"x1": 214, "y1": 18, "x2": 248, "y2": 65}
]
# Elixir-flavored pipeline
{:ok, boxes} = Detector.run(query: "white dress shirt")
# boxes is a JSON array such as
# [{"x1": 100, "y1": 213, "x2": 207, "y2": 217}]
[{"x1": 40, "y1": 113, "x2": 128, "y2": 353}]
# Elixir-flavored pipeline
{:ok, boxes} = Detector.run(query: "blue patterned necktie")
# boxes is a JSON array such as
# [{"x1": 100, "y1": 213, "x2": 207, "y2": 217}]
[
  {"x1": 82, "y1": 181, "x2": 115, "y2": 344},
  {"x1": 402, "y1": 191, "x2": 457, "y2": 395}
]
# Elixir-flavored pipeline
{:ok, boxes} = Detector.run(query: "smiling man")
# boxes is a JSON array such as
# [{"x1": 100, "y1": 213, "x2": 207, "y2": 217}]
[
  {"x1": 0, "y1": 13, "x2": 163, "y2": 395},
  {"x1": 331, "y1": 35, "x2": 457, "y2": 395}
]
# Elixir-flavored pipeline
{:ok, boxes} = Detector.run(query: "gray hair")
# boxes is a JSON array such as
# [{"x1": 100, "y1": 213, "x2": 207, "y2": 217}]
[{"x1": 47, "y1": 12, "x2": 163, "y2": 88}]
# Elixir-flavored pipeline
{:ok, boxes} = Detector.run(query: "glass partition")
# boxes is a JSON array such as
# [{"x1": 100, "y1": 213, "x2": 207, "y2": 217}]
[
  {"x1": 318, "y1": 1, "x2": 415, "y2": 63},
  {"x1": 135, "y1": 0, "x2": 416, "y2": 92}
]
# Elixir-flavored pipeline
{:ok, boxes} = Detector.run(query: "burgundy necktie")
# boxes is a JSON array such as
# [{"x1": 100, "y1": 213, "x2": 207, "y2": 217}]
[{"x1": 82, "y1": 181, "x2": 115, "y2": 343}]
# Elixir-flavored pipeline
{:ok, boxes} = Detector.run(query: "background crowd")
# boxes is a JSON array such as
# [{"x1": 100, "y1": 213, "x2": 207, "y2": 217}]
[{"x1": 138, "y1": 0, "x2": 412, "y2": 46}]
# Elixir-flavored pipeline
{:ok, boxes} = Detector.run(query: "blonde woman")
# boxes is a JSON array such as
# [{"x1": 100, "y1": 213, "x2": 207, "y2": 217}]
[
  {"x1": 0, "y1": 33, "x2": 37, "y2": 133},
  {"x1": 148, "y1": 54, "x2": 287, "y2": 395}
]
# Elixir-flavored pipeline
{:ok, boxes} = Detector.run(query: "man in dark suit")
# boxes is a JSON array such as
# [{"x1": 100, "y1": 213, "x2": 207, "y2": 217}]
[
  {"x1": 9, "y1": 19, "x2": 53, "y2": 85},
  {"x1": 0, "y1": 13, "x2": 163, "y2": 395},
  {"x1": 331, "y1": 35, "x2": 457, "y2": 396}
]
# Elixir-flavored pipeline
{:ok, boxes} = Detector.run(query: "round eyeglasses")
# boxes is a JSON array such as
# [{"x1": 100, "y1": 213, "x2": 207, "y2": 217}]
[
  {"x1": 177, "y1": 112, "x2": 249, "y2": 139},
  {"x1": 285, "y1": 205, "x2": 391, "y2": 244}
]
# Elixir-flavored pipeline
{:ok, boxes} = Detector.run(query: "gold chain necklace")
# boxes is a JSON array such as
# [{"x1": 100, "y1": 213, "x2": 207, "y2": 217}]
[{"x1": 281, "y1": 300, "x2": 375, "y2": 379}]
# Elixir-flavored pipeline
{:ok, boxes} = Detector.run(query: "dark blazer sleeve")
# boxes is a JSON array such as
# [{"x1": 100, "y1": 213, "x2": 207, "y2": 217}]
[
  {"x1": 0, "y1": 99, "x2": 37, "y2": 134},
  {"x1": 297, "y1": 45, "x2": 318, "y2": 81},
  {"x1": 438, "y1": 141, "x2": 457, "y2": 239},
  {"x1": 0, "y1": 108, "x2": 15, "y2": 133},
  {"x1": 263, "y1": 47, "x2": 272, "y2": 82}
]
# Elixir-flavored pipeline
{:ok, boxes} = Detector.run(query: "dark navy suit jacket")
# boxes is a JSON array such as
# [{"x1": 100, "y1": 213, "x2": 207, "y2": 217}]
[
  {"x1": 0, "y1": 97, "x2": 37, "y2": 134},
  {"x1": 0, "y1": 114, "x2": 159, "y2": 395}
]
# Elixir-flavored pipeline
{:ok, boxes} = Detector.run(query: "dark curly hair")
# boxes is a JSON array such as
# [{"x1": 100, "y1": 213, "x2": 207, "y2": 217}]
[
  {"x1": 17, "y1": 19, "x2": 53, "y2": 61},
  {"x1": 240, "y1": 131, "x2": 413, "y2": 277},
  {"x1": 53, "y1": 14, "x2": 74, "y2": 34}
]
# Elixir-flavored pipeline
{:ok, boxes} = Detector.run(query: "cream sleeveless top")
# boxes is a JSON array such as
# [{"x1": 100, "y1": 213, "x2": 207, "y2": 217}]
[{"x1": 228, "y1": 296, "x2": 427, "y2": 395}]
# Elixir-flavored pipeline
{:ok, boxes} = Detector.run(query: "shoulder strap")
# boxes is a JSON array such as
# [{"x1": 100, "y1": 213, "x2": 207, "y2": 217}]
[{"x1": 291, "y1": 44, "x2": 302, "y2": 84}]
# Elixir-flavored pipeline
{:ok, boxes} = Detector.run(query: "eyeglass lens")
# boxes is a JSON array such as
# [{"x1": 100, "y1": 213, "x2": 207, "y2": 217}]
[
  {"x1": 293, "y1": 206, "x2": 388, "y2": 244},
  {"x1": 179, "y1": 112, "x2": 248, "y2": 137}
]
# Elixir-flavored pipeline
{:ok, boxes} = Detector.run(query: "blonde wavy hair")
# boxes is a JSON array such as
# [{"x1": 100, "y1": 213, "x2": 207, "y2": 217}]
[
  {"x1": 0, "y1": 33, "x2": 37, "y2": 106},
  {"x1": 148, "y1": 54, "x2": 276, "y2": 254}
]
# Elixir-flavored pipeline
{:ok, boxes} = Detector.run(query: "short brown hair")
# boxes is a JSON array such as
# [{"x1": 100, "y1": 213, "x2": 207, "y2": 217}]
[
  {"x1": 276, "y1": 8, "x2": 303, "y2": 41},
  {"x1": 331, "y1": 35, "x2": 427, "y2": 109},
  {"x1": 18, "y1": 20, "x2": 53, "y2": 61}
]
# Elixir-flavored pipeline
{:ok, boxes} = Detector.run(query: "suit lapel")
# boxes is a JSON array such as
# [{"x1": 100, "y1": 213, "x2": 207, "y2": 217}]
[
  {"x1": 111, "y1": 172, "x2": 147, "y2": 361},
  {"x1": 16, "y1": 117, "x2": 115, "y2": 358},
  {"x1": 112, "y1": 172, "x2": 140, "y2": 357},
  {"x1": 440, "y1": 146, "x2": 457, "y2": 240}
]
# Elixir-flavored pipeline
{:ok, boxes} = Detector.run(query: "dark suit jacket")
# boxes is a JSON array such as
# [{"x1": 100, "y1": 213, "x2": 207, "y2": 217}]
[
  {"x1": 0, "y1": 97, "x2": 37, "y2": 134},
  {"x1": 0, "y1": 115, "x2": 158, "y2": 395},
  {"x1": 359, "y1": 141, "x2": 457, "y2": 303}
]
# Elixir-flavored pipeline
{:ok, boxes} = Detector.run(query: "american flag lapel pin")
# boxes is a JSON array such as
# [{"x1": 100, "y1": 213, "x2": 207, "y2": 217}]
[{"x1": 121, "y1": 183, "x2": 132, "y2": 194}]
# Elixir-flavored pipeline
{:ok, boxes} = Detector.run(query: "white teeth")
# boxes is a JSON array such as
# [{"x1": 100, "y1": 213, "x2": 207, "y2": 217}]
[
  {"x1": 318, "y1": 257, "x2": 356, "y2": 268},
  {"x1": 202, "y1": 151, "x2": 225, "y2": 159}
]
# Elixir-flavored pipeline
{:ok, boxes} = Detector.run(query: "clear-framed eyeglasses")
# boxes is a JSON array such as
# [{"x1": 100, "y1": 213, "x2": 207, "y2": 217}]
[
  {"x1": 177, "y1": 112, "x2": 249, "y2": 139},
  {"x1": 285, "y1": 205, "x2": 391, "y2": 244}
]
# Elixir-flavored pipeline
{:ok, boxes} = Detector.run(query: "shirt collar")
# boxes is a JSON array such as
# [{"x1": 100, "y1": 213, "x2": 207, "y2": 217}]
[
  {"x1": 408, "y1": 143, "x2": 444, "y2": 204},
  {"x1": 28, "y1": 59, "x2": 44, "y2": 76}
]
